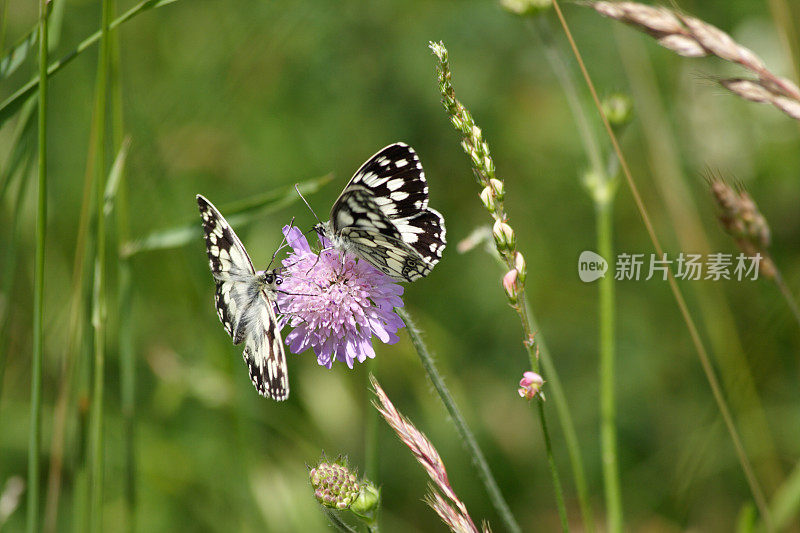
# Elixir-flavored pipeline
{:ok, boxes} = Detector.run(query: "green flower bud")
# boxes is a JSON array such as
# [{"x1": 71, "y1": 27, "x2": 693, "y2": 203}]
[
  {"x1": 500, "y1": 0, "x2": 552, "y2": 17},
  {"x1": 601, "y1": 93, "x2": 633, "y2": 129},
  {"x1": 349, "y1": 481, "x2": 380, "y2": 525}
]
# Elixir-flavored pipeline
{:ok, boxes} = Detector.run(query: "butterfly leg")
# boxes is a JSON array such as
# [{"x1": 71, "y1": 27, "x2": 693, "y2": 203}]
[{"x1": 305, "y1": 246, "x2": 334, "y2": 275}]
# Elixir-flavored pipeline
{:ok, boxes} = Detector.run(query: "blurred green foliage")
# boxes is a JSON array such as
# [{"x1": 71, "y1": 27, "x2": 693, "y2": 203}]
[{"x1": 1, "y1": 0, "x2": 800, "y2": 531}]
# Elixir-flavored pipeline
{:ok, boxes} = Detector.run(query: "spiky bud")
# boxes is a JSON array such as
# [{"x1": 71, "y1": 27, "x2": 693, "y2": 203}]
[{"x1": 309, "y1": 461, "x2": 361, "y2": 510}]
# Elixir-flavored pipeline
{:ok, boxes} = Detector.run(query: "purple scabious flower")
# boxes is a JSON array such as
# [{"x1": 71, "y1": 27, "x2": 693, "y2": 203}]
[{"x1": 277, "y1": 226, "x2": 405, "y2": 369}]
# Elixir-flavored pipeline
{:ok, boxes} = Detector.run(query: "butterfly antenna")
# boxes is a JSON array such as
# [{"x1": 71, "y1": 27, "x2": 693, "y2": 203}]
[
  {"x1": 295, "y1": 183, "x2": 323, "y2": 225},
  {"x1": 267, "y1": 217, "x2": 295, "y2": 270}
]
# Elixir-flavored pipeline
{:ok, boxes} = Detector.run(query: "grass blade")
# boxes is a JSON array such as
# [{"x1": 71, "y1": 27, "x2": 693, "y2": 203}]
[
  {"x1": 122, "y1": 173, "x2": 333, "y2": 257},
  {"x1": 26, "y1": 0, "x2": 48, "y2": 529},
  {"x1": 88, "y1": 0, "x2": 113, "y2": 529}
]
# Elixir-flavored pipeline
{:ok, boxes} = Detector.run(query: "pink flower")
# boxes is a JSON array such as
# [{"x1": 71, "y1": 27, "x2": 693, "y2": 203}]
[
  {"x1": 518, "y1": 371, "x2": 545, "y2": 400},
  {"x1": 276, "y1": 226, "x2": 405, "y2": 369}
]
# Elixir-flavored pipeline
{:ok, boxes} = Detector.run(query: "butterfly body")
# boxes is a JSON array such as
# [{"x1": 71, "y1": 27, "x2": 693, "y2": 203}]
[
  {"x1": 316, "y1": 143, "x2": 446, "y2": 282},
  {"x1": 197, "y1": 194, "x2": 289, "y2": 401}
]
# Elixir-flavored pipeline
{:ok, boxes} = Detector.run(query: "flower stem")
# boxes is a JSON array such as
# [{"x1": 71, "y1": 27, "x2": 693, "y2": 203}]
[
  {"x1": 27, "y1": 0, "x2": 48, "y2": 529},
  {"x1": 596, "y1": 196, "x2": 621, "y2": 533},
  {"x1": 396, "y1": 307, "x2": 521, "y2": 533},
  {"x1": 514, "y1": 297, "x2": 569, "y2": 532},
  {"x1": 89, "y1": 0, "x2": 112, "y2": 529},
  {"x1": 523, "y1": 297, "x2": 592, "y2": 533}
]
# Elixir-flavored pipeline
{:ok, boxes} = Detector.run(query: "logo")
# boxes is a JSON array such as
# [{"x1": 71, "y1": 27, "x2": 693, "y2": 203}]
[{"x1": 578, "y1": 251, "x2": 608, "y2": 282}]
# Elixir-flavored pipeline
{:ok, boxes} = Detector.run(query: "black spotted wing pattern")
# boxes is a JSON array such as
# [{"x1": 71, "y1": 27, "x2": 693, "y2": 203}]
[
  {"x1": 197, "y1": 194, "x2": 289, "y2": 401},
  {"x1": 328, "y1": 143, "x2": 446, "y2": 282}
]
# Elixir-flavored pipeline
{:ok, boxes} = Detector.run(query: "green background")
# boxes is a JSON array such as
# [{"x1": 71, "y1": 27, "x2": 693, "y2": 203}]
[{"x1": 1, "y1": 0, "x2": 799, "y2": 531}]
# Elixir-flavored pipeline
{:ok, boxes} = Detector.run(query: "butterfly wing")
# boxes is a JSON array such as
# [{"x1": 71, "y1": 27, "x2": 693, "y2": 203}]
[
  {"x1": 196, "y1": 194, "x2": 289, "y2": 401},
  {"x1": 330, "y1": 143, "x2": 446, "y2": 279},
  {"x1": 242, "y1": 296, "x2": 289, "y2": 401}
]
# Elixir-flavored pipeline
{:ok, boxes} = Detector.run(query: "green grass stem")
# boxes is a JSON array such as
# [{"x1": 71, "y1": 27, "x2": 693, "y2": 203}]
[
  {"x1": 88, "y1": 0, "x2": 112, "y2": 529},
  {"x1": 596, "y1": 195, "x2": 621, "y2": 533},
  {"x1": 26, "y1": 0, "x2": 48, "y2": 529}
]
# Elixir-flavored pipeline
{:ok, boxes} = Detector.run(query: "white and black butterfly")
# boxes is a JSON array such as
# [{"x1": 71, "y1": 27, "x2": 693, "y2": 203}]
[
  {"x1": 314, "y1": 143, "x2": 446, "y2": 282},
  {"x1": 196, "y1": 194, "x2": 289, "y2": 401}
]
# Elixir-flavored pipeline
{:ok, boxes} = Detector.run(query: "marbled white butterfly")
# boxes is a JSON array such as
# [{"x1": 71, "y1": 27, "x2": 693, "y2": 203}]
[
  {"x1": 196, "y1": 195, "x2": 289, "y2": 401},
  {"x1": 314, "y1": 143, "x2": 446, "y2": 282}
]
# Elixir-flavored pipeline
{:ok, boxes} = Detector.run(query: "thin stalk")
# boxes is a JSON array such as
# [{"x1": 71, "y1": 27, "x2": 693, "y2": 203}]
[
  {"x1": 27, "y1": 0, "x2": 48, "y2": 529},
  {"x1": 514, "y1": 296, "x2": 569, "y2": 532},
  {"x1": 108, "y1": 0, "x2": 136, "y2": 527},
  {"x1": 395, "y1": 308, "x2": 521, "y2": 533},
  {"x1": 88, "y1": 0, "x2": 112, "y2": 529},
  {"x1": 534, "y1": 13, "x2": 625, "y2": 533},
  {"x1": 596, "y1": 197, "x2": 621, "y2": 533},
  {"x1": 533, "y1": 16, "x2": 604, "y2": 176},
  {"x1": 521, "y1": 298, "x2": 591, "y2": 532},
  {"x1": 551, "y1": 1, "x2": 772, "y2": 529}
]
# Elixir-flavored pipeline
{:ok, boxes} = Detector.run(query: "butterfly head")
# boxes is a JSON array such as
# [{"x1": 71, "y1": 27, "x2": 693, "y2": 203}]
[
  {"x1": 313, "y1": 221, "x2": 331, "y2": 239},
  {"x1": 256, "y1": 269, "x2": 283, "y2": 289}
]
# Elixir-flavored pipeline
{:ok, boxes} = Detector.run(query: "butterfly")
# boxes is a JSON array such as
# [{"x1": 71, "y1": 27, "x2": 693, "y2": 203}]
[
  {"x1": 314, "y1": 143, "x2": 446, "y2": 282},
  {"x1": 196, "y1": 194, "x2": 289, "y2": 401}
]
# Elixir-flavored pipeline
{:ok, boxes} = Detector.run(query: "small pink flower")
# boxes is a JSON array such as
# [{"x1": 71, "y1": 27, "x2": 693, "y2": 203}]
[
  {"x1": 502, "y1": 269, "x2": 519, "y2": 302},
  {"x1": 518, "y1": 371, "x2": 545, "y2": 400}
]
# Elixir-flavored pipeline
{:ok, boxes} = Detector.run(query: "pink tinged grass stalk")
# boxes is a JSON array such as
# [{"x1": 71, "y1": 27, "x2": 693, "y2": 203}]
[
  {"x1": 370, "y1": 376, "x2": 487, "y2": 533},
  {"x1": 707, "y1": 176, "x2": 776, "y2": 279},
  {"x1": 590, "y1": 1, "x2": 800, "y2": 121}
]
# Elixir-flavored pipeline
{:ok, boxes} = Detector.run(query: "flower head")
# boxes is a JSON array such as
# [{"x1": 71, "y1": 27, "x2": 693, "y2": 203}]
[
  {"x1": 518, "y1": 371, "x2": 545, "y2": 400},
  {"x1": 277, "y1": 226, "x2": 405, "y2": 369},
  {"x1": 309, "y1": 460, "x2": 361, "y2": 510}
]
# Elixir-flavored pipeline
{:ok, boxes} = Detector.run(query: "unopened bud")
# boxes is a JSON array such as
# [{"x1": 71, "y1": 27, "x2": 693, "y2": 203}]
[
  {"x1": 349, "y1": 481, "x2": 380, "y2": 524},
  {"x1": 310, "y1": 460, "x2": 361, "y2": 510},
  {"x1": 514, "y1": 252, "x2": 527, "y2": 285},
  {"x1": 492, "y1": 220, "x2": 515, "y2": 252},
  {"x1": 488, "y1": 178, "x2": 504, "y2": 201},
  {"x1": 480, "y1": 186, "x2": 496, "y2": 213},
  {"x1": 502, "y1": 269, "x2": 519, "y2": 304},
  {"x1": 601, "y1": 93, "x2": 634, "y2": 129},
  {"x1": 500, "y1": 0, "x2": 552, "y2": 17},
  {"x1": 518, "y1": 371, "x2": 545, "y2": 400}
]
